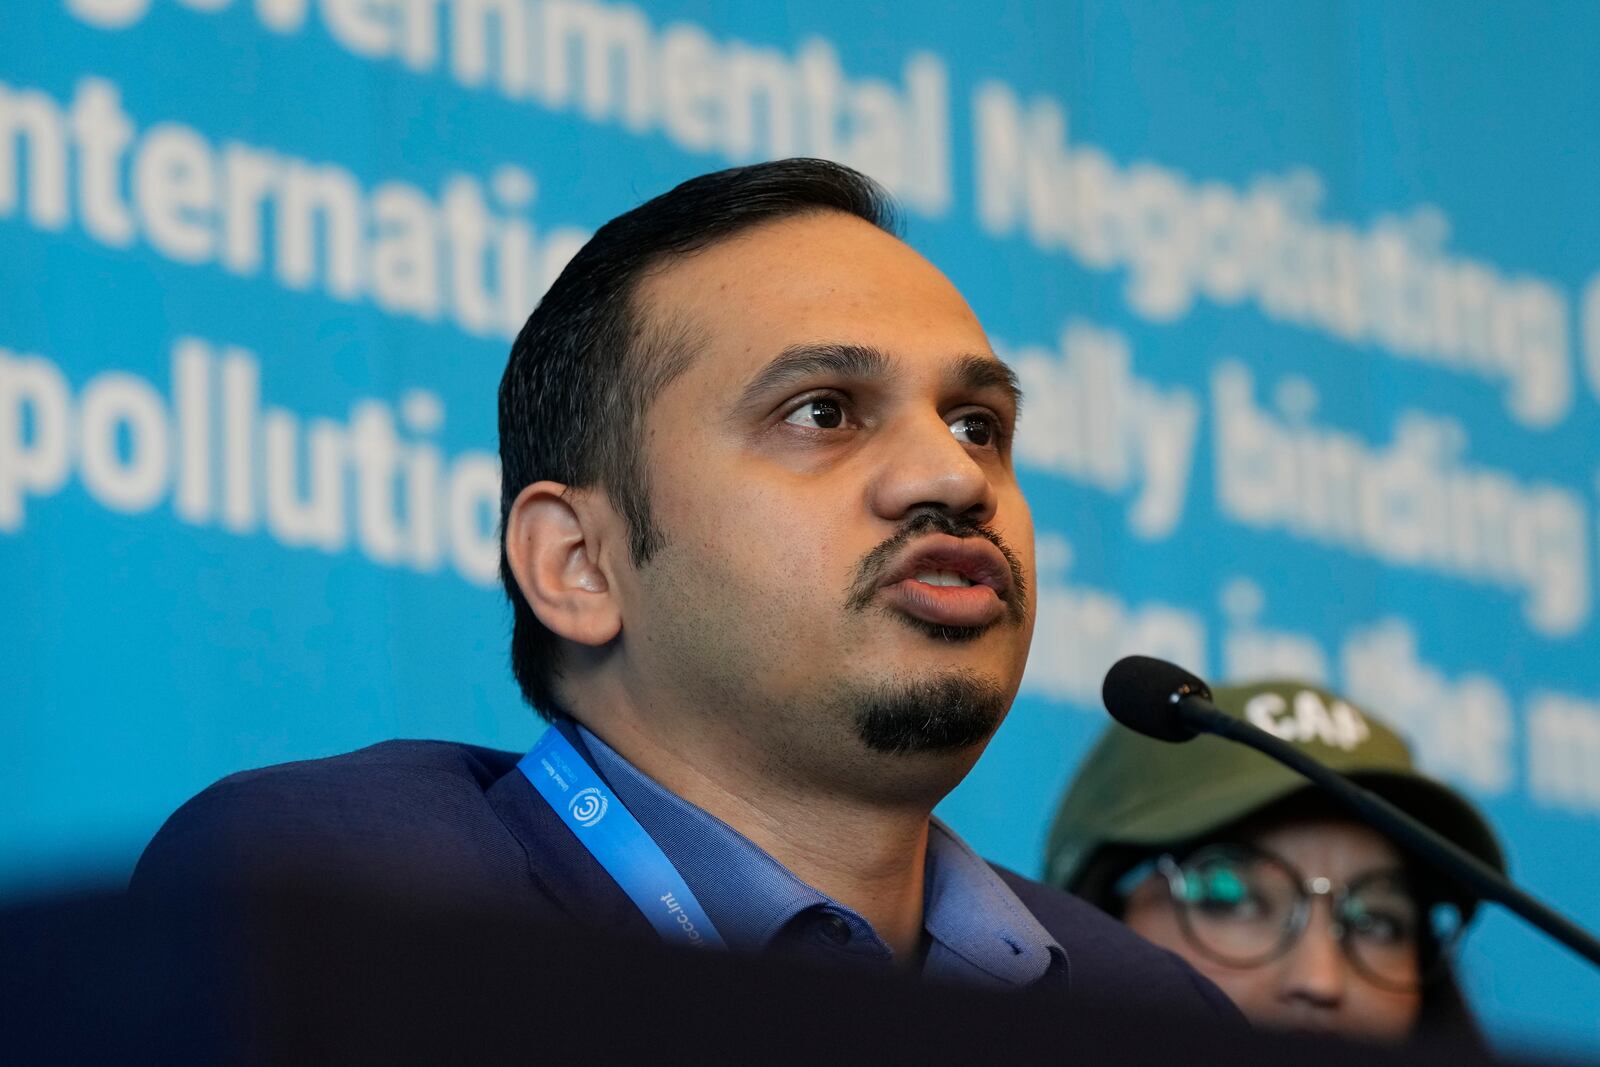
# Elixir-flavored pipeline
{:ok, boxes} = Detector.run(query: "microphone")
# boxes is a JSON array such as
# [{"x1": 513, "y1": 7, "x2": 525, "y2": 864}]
[
  {"x1": 1101, "y1": 655, "x2": 1212, "y2": 741},
  {"x1": 1102, "y1": 655, "x2": 1600, "y2": 971}
]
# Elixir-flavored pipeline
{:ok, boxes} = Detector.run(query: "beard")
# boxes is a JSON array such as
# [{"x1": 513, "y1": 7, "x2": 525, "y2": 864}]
[{"x1": 851, "y1": 671, "x2": 1008, "y2": 755}]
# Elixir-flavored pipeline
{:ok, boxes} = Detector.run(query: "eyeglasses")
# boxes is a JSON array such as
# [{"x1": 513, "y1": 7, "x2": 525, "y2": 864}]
[{"x1": 1131, "y1": 843, "x2": 1464, "y2": 992}]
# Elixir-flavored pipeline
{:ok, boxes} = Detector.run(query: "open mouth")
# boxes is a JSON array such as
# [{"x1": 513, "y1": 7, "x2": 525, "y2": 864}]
[
  {"x1": 876, "y1": 535, "x2": 1014, "y2": 629},
  {"x1": 910, "y1": 570, "x2": 978, "y2": 588}
]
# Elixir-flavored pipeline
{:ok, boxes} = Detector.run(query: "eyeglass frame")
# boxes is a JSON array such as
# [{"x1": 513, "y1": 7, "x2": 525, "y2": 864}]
[{"x1": 1120, "y1": 841, "x2": 1463, "y2": 993}]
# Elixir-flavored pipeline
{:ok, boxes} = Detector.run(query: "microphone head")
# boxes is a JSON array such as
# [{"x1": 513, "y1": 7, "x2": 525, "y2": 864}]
[{"x1": 1102, "y1": 656, "x2": 1213, "y2": 743}]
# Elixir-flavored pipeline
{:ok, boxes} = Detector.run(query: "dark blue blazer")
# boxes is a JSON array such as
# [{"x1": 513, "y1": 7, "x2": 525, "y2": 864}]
[{"x1": 132, "y1": 740, "x2": 1242, "y2": 1023}]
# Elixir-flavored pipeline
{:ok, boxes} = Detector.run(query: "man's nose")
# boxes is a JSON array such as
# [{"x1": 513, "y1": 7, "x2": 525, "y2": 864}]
[
  {"x1": 865, "y1": 410, "x2": 997, "y2": 523},
  {"x1": 1278, "y1": 899, "x2": 1349, "y2": 1009}
]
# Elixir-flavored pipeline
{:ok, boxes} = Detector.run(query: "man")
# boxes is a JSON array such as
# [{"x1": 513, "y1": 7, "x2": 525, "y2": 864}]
[{"x1": 134, "y1": 159, "x2": 1236, "y2": 1014}]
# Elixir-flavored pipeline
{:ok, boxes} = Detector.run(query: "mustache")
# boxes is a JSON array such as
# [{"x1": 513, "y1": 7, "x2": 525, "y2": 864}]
[{"x1": 844, "y1": 510, "x2": 1028, "y2": 624}]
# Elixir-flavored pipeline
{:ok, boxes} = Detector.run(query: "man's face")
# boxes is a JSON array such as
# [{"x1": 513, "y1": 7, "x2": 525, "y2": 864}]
[{"x1": 610, "y1": 211, "x2": 1035, "y2": 797}]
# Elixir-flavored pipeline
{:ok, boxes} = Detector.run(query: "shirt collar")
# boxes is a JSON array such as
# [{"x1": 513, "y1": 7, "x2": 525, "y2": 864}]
[
  {"x1": 922, "y1": 818, "x2": 1065, "y2": 985},
  {"x1": 572, "y1": 721, "x2": 830, "y2": 953},
  {"x1": 569, "y1": 720, "x2": 1064, "y2": 986}
]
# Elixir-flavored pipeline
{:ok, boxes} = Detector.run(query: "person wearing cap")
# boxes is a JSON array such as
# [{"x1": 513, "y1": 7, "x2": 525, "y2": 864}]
[{"x1": 1045, "y1": 680, "x2": 1506, "y2": 1042}]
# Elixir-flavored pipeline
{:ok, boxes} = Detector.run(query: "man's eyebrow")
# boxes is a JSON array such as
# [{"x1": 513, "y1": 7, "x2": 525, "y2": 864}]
[
  {"x1": 951, "y1": 353, "x2": 1024, "y2": 414},
  {"x1": 736, "y1": 342, "x2": 895, "y2": 408}
]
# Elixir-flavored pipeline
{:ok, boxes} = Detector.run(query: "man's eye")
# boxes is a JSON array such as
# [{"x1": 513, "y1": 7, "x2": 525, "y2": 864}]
[
  {"x1": 785, "y1": 398, "x2": 846, "y2": 430},
  {"x1": 949, "y1": 412, "x2": 997, "y2": 447}
]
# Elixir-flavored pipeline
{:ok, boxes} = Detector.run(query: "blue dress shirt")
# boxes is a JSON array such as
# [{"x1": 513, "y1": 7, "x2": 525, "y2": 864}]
[{"x1": 572, "y1": 722, "x2": 1066, "y2": 988}]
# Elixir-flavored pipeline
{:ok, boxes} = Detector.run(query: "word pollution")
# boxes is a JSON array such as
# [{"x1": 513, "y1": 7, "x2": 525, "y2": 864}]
[{"x1": 0, "y1": 337, "x2": 502, "y2": 585}]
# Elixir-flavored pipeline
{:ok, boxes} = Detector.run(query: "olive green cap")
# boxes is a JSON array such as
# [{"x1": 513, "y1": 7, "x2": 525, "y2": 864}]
[{"x1": 1044, "y1": 680, "x2": 1507, "y2": 893}]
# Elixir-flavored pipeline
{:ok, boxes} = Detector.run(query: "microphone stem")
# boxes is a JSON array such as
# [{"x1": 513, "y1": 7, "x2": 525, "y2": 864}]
[{"x1": 1180, "y1": 697, "x2": 1600, "y2": 970}]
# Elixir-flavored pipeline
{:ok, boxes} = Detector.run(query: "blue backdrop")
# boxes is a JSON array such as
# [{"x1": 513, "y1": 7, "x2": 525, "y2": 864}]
[{"x1": 3, "y1": 0, "x2": 1597, "y2": 1053}]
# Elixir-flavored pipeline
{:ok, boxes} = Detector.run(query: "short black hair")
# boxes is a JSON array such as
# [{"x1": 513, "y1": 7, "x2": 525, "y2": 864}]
[{"x1": 498, "y1": 158, "x2": 900, "y2": 719}]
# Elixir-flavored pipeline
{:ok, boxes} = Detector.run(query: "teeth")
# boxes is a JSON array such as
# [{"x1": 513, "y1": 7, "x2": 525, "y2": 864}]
[{"x1": 914, "y1": 570, "x2": 974, "y2": 588}]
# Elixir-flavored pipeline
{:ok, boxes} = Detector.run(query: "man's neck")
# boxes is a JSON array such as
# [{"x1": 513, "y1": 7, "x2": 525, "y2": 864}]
[{"x1": 577, "y1": 710, "x2": 936, "y2": 961}]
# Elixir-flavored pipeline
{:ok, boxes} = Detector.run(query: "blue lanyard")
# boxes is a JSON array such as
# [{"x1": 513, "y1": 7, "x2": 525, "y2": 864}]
[{"x1": 518, "y1": 723, "x2": 726, "y2": 950}]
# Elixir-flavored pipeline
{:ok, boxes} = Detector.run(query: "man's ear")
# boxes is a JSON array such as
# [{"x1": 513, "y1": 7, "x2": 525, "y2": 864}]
[{"x1": 503, "y1": 481, "x2": 622, "y2": 647}]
